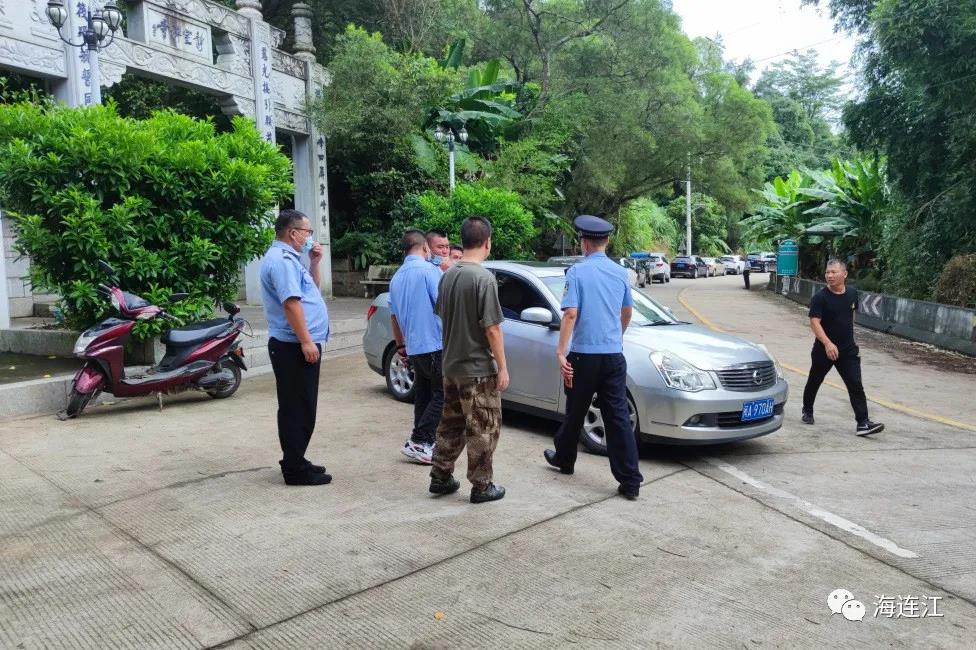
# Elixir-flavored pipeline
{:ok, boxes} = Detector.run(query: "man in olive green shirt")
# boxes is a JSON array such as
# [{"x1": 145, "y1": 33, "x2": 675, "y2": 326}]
[{"x1": 428, "y1": 216, "x2": 509, "y2": 504}]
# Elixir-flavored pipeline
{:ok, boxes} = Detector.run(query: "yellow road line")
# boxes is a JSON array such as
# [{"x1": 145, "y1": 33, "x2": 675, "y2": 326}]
[{"x1": 677, "y1": 288, "x2": 976, "y2": 432}]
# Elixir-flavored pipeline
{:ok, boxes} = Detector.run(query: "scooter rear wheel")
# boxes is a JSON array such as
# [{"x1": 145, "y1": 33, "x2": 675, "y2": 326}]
[{"x1": 206, "y1": 360, "x2": 242, "y2": 399}]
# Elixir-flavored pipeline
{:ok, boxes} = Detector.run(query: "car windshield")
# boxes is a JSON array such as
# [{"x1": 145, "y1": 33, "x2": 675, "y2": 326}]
[{"x1": 539, "y1": 275, "x2": 677, "y2": 326}]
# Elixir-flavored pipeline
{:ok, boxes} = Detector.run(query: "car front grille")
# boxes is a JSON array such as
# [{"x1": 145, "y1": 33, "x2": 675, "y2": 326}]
[{"x1": 715, "y1": 362, "x2": 777, "y2": 391}]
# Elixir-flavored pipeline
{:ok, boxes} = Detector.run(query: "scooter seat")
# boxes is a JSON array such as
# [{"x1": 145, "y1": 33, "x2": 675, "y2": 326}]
[{"x1": 162, "y1": 319, "x2": 234, "y2": 347}]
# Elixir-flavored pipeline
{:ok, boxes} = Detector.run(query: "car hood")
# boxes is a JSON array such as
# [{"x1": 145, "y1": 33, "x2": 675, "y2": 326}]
[{"x1": 624, "y1": 324, "x2": 771, "y2": 370}]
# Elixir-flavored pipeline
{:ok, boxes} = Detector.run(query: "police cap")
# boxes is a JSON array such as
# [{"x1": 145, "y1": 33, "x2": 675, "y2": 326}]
[{"x1": 573, "y1": 215, "x2": 614, "y2": 239}]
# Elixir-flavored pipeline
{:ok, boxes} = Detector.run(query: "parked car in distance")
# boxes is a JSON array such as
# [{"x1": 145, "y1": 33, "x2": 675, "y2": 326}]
[
  {"x1": 671, "y1": 255, "x2": 708, "y2": 279},
  {"x1": 701, "y1": 257, "x2": 725, "y2": 278},
  {"x1": 719, "y1": 255, "x2": 746, "y2": 275},
  {"x1": 363, "y1": 261, "x2": 789, "y2": 453},
  {"x1": 548, "y1": 255, "x2": 639, "y2": 288},
  {"x1": 647, "y1": 253, "x2": 670, "y2": 283},
  {"x1": 747, "y1": 252, "x2": 777, "y2": 272}
]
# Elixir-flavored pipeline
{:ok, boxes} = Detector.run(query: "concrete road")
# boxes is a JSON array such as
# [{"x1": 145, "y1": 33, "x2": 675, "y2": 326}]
[{"x1": 1, "y1": 273, "x2": 974, "y2": 648}]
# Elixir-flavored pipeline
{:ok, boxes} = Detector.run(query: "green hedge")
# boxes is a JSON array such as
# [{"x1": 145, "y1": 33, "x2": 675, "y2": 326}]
[
  {"x1": 401, "y1": 184, "x2": 536, "y2": 260},
  {"x1": 0, "y1": 102, "x2": 292, "y2": 336}
]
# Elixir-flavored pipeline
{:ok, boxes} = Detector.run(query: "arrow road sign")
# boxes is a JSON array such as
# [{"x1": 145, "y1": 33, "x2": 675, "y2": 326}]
[{"x1": 860, "y1": 292, "x2": 883, "y2": 318}]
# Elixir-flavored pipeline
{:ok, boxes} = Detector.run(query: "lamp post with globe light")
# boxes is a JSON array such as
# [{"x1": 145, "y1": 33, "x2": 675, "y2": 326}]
[
  {"x1": 45, "y1": 1, "x2": 124, "y2": 105},
  {"x1": 433, "y1": 125, "x2": 468, "y2": 194}
]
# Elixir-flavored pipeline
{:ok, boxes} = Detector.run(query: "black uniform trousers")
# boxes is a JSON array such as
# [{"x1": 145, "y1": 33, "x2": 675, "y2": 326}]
[
  {"x1": 269, "y1": 337, "x2": 322, "y2": 477},
  {"x1": 409, "y1": 350, "x2": 443, "y2": 446},
  {"x1": 552, "y1": 352, "x2": 644, "y2": 491},
  {"x1": 802, "y1": 344, "x2": 869, "y2": 424},
  {"x1": 743, "y1": 268, "x2": 751, "y2": 289}
]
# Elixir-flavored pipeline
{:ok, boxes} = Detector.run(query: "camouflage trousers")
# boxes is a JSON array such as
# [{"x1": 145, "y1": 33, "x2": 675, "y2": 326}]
[{"x1": 431, "y1": 375, "x2": 501, "y2": 489}]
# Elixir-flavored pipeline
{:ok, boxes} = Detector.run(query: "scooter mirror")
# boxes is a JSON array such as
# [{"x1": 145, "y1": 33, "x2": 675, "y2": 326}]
[
  {"x1": 223, "y1": 302, "x2": 241, "y2": 316},
  {"x1": 98, "y1": 260, "x2": 115, "y2": 276},
  {"x1": 169, "y1": 293, "x2": 190, "y2": 303}
]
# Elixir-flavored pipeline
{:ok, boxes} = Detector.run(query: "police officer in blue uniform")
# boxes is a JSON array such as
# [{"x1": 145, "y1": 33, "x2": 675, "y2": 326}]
[
  {"x1": 259, "y1": 209, "x2": 332, "y2": 486},
  {"x1": 543, "y1": 215, "x2": 644, "y2": 499}
]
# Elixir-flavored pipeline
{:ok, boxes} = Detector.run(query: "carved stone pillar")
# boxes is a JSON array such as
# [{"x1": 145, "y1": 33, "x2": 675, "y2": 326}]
[
  {"x1": 235, "y1": 0, "x2": 263, "y2": 21},
  {"x1": 292, "y1": 2, "x2": 315, "y2": 63},
  {"x1": 52, "y1": 0, "x2": 100, "y2": 107}
]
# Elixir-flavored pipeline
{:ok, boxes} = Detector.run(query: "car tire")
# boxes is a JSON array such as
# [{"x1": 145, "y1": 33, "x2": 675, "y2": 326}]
[
  {"x1": 579, "y1": 393, "x2": 639, "y2": 456},
  {"x1": 384, "y1": 345, "x2": 415, "y2": 403}
]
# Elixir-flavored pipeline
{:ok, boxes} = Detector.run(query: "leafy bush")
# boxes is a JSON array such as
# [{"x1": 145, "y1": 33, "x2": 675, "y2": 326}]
[
  {"x1": 401, "y1": 184, "x2": 536, "y2": 260},
  {"x1": 612, "y1": 199, "x2": 676, "y2": 256},
  {"x1": 0, "y1": 102, "x2": 292, "y2": 335},
  {"x1": 934, "y1": 255, "x2": 976, "y2": 308}
]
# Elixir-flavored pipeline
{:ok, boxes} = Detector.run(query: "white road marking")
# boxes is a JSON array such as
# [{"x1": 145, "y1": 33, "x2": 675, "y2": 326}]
[{"x1": 703, "y1": 457, "x2": 919, "y2": 559}]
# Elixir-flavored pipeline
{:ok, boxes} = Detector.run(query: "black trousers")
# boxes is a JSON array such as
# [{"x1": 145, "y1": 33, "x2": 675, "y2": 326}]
[
  {"x1": 269, "y1": 337, "x2": 321, "y2": 476},
  {"x1": 743, "y1": 269, "x2": 751, "y2": 289},
  {"x1": 409, "y1": 350, "x2": 443, "y2": 446},
  {"x1": 552, "y1": 352, "x2": 643, "y2": 490},
  {"x1": 802, "y1": 344, "x2": 869, "y2": 423}
]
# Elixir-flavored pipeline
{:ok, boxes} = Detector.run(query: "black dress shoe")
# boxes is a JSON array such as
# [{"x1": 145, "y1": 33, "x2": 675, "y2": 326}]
[
  {"x1": 543, "y1": 449, "x2": 573, "y2": 475},
  {"x1": 617, "y1": 484, "x2": 639, "y2": 500},
  {"x1": 471, "y1": 483, "x2": 506, "y2": 503},
  {"x1": 284, "y1": 471, "x2": 332, "y2": 486},
  {"x1": 305, "y1": 460, "x2": 327, "y2": 474},
  {"x1": 429, "y1": 475, "x2": 461, "y2": 495},
  {"x1": 801, "y1": 411, "x2": 815, "y2": 425}
]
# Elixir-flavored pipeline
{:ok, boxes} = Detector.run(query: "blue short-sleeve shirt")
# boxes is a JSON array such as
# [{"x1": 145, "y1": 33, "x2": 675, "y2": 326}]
[
  {"x1": 388, "y1": 254, "x2": 442, "y2": 356},
  {"x1": 560, "y1": 252, "x2": 633, "y2": 354},
  {"x1": 259, "y1": 240, "x2": 330, "y2": 344}
]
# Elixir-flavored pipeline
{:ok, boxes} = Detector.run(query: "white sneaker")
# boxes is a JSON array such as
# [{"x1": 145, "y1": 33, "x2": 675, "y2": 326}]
[{"x1": 401, "y1": 440, "x2": 433, "y2": 465}]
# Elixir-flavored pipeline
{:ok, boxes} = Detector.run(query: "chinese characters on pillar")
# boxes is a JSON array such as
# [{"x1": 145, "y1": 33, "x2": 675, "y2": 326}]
[
  {"x1": 316, "y1": 136, "x2": 327, "y2": 212},
  {"x1": 79, "y1": 46, "x2": 93, "y2": 105},
  {"x1": 260, "y1": 45, "x2": 274, "y2": 142}
]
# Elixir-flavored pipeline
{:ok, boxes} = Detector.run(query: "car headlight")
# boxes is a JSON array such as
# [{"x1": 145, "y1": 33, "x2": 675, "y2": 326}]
[
  {"x1": 649, "y1": 351, "x2": 716, "y2": 392},
  {"x1": 756, "y1": 344, "x2": 785, "y2": 380}
]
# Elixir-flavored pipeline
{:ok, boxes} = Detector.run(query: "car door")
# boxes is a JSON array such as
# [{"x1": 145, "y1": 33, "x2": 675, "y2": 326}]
[{"x1": 493, "y1": 271, "x2": 561, "y2": 409}]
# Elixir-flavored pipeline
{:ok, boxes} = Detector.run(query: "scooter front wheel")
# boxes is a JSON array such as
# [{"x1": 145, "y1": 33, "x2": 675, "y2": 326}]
[
  {"x1": 206, "y1": 360, "x2": 242, "y2": 399},
  {"x1": 65, "y1": 388, "x2": 97, "y2": 418}
]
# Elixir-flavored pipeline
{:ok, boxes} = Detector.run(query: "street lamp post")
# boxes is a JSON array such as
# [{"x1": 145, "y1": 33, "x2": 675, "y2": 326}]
[
  {"x1": 433, "y1": 125, "x2": 468, "y2": 193},
  {"x1": 45, "y1": 1, "x2": 124, "y2": 105}
]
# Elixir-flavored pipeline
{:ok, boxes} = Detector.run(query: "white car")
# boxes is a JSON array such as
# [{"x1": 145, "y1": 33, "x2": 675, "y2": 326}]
[{"x1": 719, "y1": 255, "x2": 746, "y2": 275}]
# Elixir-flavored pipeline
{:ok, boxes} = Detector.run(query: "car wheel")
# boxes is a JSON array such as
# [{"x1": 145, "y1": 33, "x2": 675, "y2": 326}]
[
  {"x1": 384, "y1": 345, "x2": 415, "y2": 403},
  {"x1": 579, "y1": 394, "x2": 639, "y2": 456}
]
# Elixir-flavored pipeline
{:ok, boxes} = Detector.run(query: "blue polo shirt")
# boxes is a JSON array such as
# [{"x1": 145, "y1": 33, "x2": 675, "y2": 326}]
[
  {"x1": 561, "y1": 252, "x2": 633, "y2": 354},
  {"x1": 259, "y1": 240, "x2": 330, "y2": 344},
  {"x1": 388, "y1": 255, "x2": 442, "y2": 356}
]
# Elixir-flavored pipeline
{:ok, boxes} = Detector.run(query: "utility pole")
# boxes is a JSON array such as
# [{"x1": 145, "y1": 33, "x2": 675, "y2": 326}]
[{"x1": 685, "y1": 156, "x2": 692, "y2": 256}]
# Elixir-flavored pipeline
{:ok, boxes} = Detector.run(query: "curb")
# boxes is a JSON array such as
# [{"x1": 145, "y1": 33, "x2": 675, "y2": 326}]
[{"x1": 0, "y1": 322, "x2": 366, "y2": 420}]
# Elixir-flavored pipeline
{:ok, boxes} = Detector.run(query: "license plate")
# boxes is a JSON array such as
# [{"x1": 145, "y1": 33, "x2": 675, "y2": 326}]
[{"x1": 741, "y1": 398, "x2": 775, "y2": 422}]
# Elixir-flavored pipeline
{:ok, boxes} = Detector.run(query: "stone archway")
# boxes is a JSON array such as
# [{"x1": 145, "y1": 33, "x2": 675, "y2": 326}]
[{"x1": 0, "y1": 0, "x2": 331, "y2": 326}]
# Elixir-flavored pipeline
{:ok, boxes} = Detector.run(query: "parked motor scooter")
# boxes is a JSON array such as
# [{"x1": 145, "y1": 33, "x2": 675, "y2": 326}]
[{"x1": 64, "y1": 261, "x2": 248, "y2": 418}]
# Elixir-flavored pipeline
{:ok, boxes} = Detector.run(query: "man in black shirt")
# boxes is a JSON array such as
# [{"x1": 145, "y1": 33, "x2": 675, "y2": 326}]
[{"x1": 802, "y1": 259, "x2": 884, "y2": 436}]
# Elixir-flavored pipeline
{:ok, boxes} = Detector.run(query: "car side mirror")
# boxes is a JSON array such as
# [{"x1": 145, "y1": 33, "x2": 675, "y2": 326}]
[{"x1": 521, "y1": 307, "x2": 554, "y2": 325}]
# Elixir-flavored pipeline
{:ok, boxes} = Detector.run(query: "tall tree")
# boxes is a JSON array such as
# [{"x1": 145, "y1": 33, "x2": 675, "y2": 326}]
[{"x1": 808, "y1": 0, "x2": 976, "y2": 298}]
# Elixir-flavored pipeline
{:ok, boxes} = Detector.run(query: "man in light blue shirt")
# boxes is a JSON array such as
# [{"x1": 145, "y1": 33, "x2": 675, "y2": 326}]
[
  {"x1": 389, "y1": 229, "x2": 443, "y2": 464},
  {"x1": 544, "y1": 215, "x2": 644, "y2": 499},
  {"x1": 259, "y1": 209, "x2": 331, "y2": 486}
]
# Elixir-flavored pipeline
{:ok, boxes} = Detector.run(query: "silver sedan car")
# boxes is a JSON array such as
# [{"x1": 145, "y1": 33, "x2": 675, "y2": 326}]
[{"x1": 363, "y1": 261, "x2": 788, "y2": 453}]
